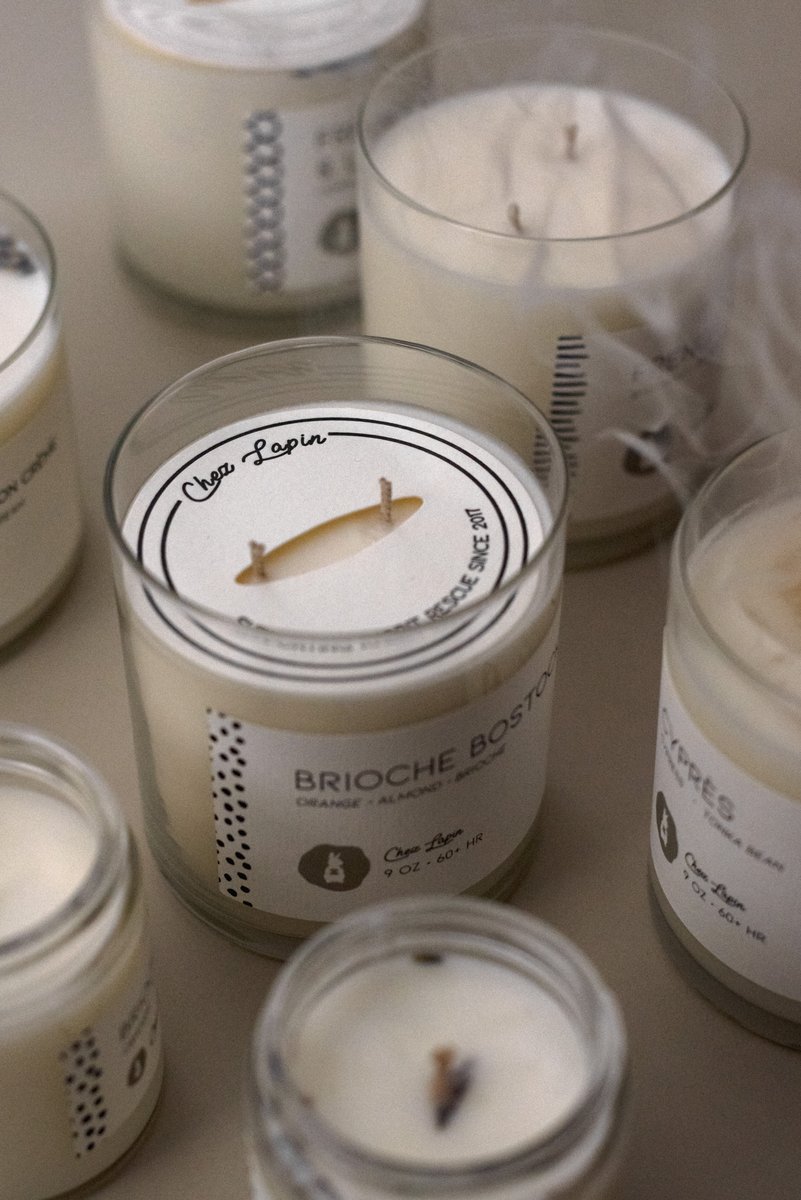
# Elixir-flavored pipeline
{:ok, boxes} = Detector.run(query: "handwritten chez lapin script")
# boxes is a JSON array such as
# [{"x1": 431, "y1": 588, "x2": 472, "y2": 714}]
[{"x1": 181, "y1": 431, "x2": 326, "y2": 503}]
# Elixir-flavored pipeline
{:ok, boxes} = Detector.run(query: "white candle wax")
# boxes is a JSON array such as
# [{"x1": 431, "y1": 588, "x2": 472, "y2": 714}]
[
  {"x1": 89, "y1": 0, "x2": 427, "y2": 313},
  {"x1": 0, "y1": 731, "x2": 163, "y2": 1200},
  {"x1": 651, "y1": 442, "x2": 801, "y2": 1034},
  {"x1": 106, "y1": 342, "x2": 567, "y2": 954},
  {"x1": 0, "y1": 787, "x2": 95, "y2": 941},
  {"x1": 359, "y1": 52, "x2": 744, "y2": 559},
  {"x1": 289, "y1": 953, "x2": 588, "y2": 1163},
  {"x1": 0, "y1": 210, "x2": 83, "y2": 646}
]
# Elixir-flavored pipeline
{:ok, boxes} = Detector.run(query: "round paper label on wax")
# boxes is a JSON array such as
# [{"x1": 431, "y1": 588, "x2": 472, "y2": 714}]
[{"x1": 123, "y1": 404, "x2": 548, "y2": 681}]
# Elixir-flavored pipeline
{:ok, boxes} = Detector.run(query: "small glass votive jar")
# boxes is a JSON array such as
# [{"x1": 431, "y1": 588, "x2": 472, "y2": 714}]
[
  {"x1": 247, "y1": 895, "x2": 629, "y2": 1200},
  {"x1": 104, "y1": 335, "x2": 567, "y2": 958},
  {"x1": 357, "y1": 25, "x2": 749, "y2": 567},
  {"x1": 0, "y1": 191, "x2": 83, "y2": 647},
  {"x1": 650, "y1": 430, "x2": 801, "y2": 1045},
  {"x1": 0, "y1": 724, "x2": 163, "y2": 1200},
  {"x1": 88, "y1": 0, "x2": 428, "y2": 316}
]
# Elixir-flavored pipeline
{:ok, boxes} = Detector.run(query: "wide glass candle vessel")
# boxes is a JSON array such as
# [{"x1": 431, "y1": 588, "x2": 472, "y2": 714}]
[
  {"x1": 0, "y1": 724, "x2": 163, "y2": 1200},
  {"x1": 357, "y1": 26, "x2": 749, "y2": 567},
  {"x1": 0, "y1": 191, "x2": 83, "y2": 647},
  {"x1": 104, "y1": 336, "x2": 567, "y2": 958},
  {"x1": 650, "y1": 430, "x2": 801, "y2": 1045},
  {"x1": 247, "y1": 895, "x2": 628, "y2": 1200},
  {"x1": 89, "y1": 0, "x2": 428, "y2": 316}
]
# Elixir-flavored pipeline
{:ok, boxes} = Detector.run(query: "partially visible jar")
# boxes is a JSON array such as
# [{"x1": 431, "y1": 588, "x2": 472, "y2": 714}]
[
  {"x1": 88, "y1": 0, "x2": 428, "y2": 316},
  {"x1": 0, "y1": 724, "x2": 163, "y2": 1200},
  {"x1": 247, "y1": 896, "x2": 628, "y2": 1200},
  {"x1": 650, "y1": 430, "x2": 801, "y2": 1045},
  {"x1": 0, "y1": 191, "x2": 83, "y2": 647}
]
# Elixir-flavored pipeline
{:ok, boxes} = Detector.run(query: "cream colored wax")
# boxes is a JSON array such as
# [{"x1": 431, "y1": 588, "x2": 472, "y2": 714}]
[{"x1": 359, "y1": 80, "x2": 739, "y2": 556}]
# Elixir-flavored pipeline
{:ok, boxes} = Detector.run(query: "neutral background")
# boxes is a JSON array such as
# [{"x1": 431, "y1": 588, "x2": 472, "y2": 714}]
[{"x1": 2, "y1": 2, "x2": 800, "y2": 1196}]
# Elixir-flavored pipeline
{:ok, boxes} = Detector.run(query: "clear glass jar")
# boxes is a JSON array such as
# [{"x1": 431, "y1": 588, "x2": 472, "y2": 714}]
[
  {"x1": 104, "y1": 336, "x2": 568, "y2": 958},
  {"x1": 89, "y1": 0, "x2": 429, "y2": 316},
  {"x1": 357, "y1": 25, "x2": 749, "y2": 567},
  {"x1": 0, "y1": 724, "x2": 164, "y2": 1199},
  {"x1": 650, "y1": 430, "x2": 801, "y2": 1044},
  {"x1": 247, "y1": 895, "x2": 628, "y2": 1200},
  {"x1": 0, "y1": 191, "x2": 83, "y2": 647}
]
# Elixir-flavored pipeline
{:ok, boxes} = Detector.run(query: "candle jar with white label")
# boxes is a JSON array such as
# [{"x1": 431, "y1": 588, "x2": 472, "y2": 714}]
[
  {"x1": 88, "y1": 0, "x2": 428, "y2": 316},
  {"x1": 0, "y1": 192, "x2": 83, "y2": 647},
  {"x1": 357, "y1": 26, "x2": 749, "y2": 567},
  {"x1": 104, "y1": 336, "x2": 567, "y2": 957},
  {"x1": 0, "y1": 723, "x2": 163, "y2": 1200},
  {"x1": 650, "y1": 430, "x2": 801, "y2": 1045},
  {"x1": 247, "y1": 895, "x2": 628, "y2": 1200}
]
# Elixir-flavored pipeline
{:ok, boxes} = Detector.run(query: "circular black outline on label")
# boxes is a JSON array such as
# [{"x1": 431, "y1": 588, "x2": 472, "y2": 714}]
[{"x1": 134, "y1": 414, "x2": 535, "y2": 681}]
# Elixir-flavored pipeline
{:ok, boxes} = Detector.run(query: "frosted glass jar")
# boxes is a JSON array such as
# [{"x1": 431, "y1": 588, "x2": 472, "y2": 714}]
[
  {"x1": 104, "y1": 336, "x2": 567, "y2": 958},
  {"x1": 247, "y1": 896, "x2": 628, "y2": 1200},
  {"x1": 89, "y1": 0, "x2": 428, "y2": 315},
  {"x1": 0, "y1": 192, "x2": 83, "y2": 647},
  {"x1": 650, "y1": 431, "x2": 801, "y2": 1044},
  {"x1": 0, "y1": 724, "x2": 163, "y2": 1200}
]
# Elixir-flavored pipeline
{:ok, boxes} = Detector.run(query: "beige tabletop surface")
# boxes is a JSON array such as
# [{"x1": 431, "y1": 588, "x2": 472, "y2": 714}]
[{"x1": 2, "y1": 1, "x2": 801, "y2": 1197}]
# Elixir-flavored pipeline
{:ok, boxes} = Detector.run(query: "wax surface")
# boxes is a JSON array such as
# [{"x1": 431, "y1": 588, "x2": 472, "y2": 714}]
[
  {"x1": 0, "y1": 787, "x2": 95, "y2": 941},
  {"x1": 288, "y1": 952, "x2": 588, "y2": 1163},
  {"x1": 375, "y1": 84, "x2": 732, "y2": 242},
  {"x1": 103, "y1": 0, "x2": 424, "y2": 69},
  {"x1": 690, "y1": 497, "x2": 801, "y2": 702}
]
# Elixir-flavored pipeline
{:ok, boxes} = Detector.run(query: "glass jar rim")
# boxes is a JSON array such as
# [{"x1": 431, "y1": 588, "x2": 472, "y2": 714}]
[
  {"x1": 0, "y1": 723, "x2": 129, "y2": 973},
  {"x1": 250, "y1": 895, "x2": 627, "y2": 1189},
  {"x1": 103, "y1": 335, "x2": 569, "y2": 648},
  {"x1": 358, "y1": 23, "x2": 750, "y2": 248}
]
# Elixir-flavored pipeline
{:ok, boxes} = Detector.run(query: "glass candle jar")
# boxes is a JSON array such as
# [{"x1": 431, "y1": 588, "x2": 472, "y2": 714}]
[
  {"x1": 89, "y1": 0, "x2": 428, "y2": 316},
  {"x1": 650, "y1": 430, "x2": 801, "y2": 1045},
  {"x1": 357, "y1": 25, "x2": 749, "y2": 567},
  {"x1": 0, "y1": 191, "x2": 83, "y2": 647},
  {"x1": 247, "y1": 895, "x2": 628, "y2": 1200},
  {"x1": 0, "y1": 724, "x2": 163, "y2": 1200},
  {"x1": 104, "y1": 336, "x2": 567, "y2": 957}
]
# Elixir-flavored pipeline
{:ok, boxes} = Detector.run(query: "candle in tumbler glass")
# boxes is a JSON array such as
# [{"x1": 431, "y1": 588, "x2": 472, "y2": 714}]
[
  {"x1": 0, "y1": 725, "x2": 163, "y2": 1200},
  {"x1": 0, "y1": 192, "x2": 83, "y2": 647},
  {"x1": 104, "y1": 337, "x2": 567, "y2": 958},
  {"x1": 357, "y1": 27, "x2": 748, "y2": 566},
  {"x1": 89, "y1": 0, "x2": 428, "y2": 315},
  {"x1": 650, "y1": 430, "x2": 801, "y2": 1045},
  {"x1": 247, "y1": 896, "x2": 628, "y2": 1200}
]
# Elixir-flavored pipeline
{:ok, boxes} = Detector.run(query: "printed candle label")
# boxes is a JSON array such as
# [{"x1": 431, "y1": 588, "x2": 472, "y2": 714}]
[
  {"x1": 209, "y1": 626, "x2": 557, "y2": 921},
  {"x1": 0, "y1": 377, "x2": 82, "y2": 629},
  {"x1": 555, "y1": 322, "x2": 722, "y2": 525},
  {"x1": 58, "y1": 969, "x2": 161, "y2": 1159},
  {"x1": 123, "y1": 404, "x2": 548, "y2": 679},
  {"x1": 651, "y1": 654, "x2": 801, "y2": 1002},
  {"x1": 243, "y1": 97, "x2": 359, "y2": 295}
]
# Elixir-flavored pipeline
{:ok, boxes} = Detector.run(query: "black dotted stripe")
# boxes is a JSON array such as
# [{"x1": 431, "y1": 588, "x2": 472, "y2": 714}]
[{"x1": 208, "y1": 711, "x2": 253, "y2": 907}]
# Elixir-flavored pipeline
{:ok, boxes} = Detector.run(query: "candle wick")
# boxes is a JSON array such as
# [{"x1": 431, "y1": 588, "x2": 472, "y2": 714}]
[
  {"x1": 564, "y1": 123, "x2": 579, "y2": 161},
  {"x1": 379, "y1": 476, "x2": 393, "y2": 524},
  {"x1": 507, "y1": 201, "x2": 525, "y2": 235},
  {"x1": 249, "y1": 540, "x2": 267, "y2": 580},
  {"x1": 430, "y1": 1046, "x2": 473, "y2": 1129}
]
